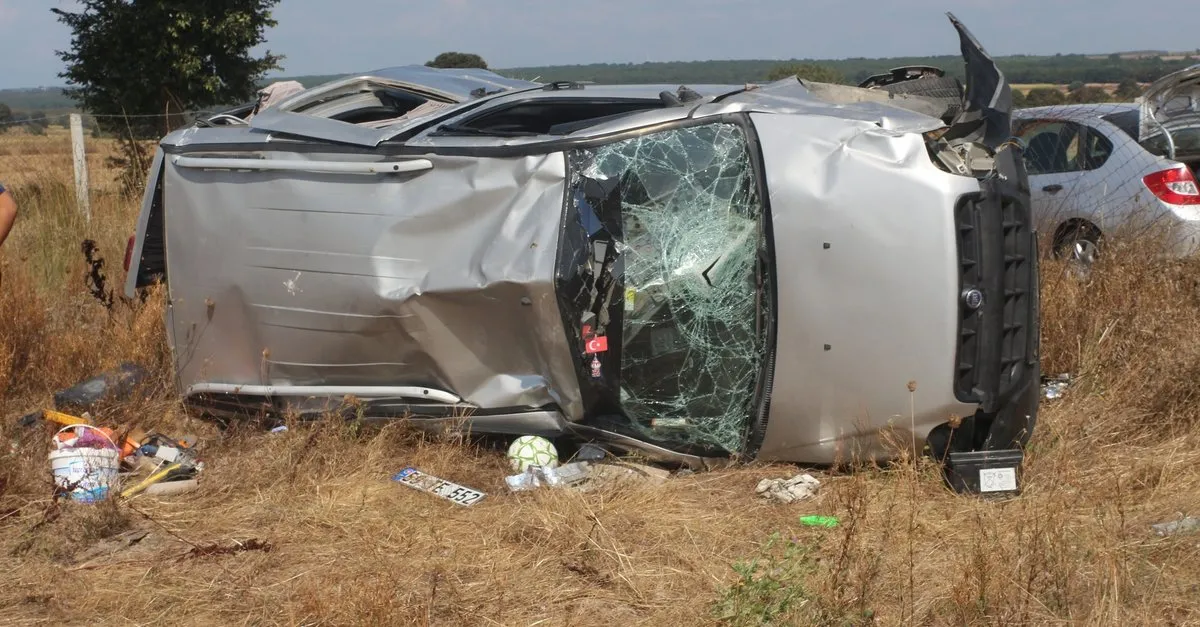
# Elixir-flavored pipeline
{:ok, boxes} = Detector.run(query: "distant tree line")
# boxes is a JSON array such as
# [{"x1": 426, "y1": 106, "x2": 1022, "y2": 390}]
[
  {"x1": 501, "y1": 53, "x2": 1199, "y2": 87},
  {"x1": 6, "y1": 44, "x2": 1193, "y2": 120}
]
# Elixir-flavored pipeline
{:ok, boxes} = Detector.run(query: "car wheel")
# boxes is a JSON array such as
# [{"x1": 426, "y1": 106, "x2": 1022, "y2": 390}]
[{"x1": 1052, "y1": 222, "x2": 1102, "y2": 268}]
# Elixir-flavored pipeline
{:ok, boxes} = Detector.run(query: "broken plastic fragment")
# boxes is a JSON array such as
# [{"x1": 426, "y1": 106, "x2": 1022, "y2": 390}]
[
  {"x1": 54, "y1": 363, "x2": 149, "y2": 413},
  {"x1": 1151, "y1": 517, "x2": 1200, "y2": 537},
  {"x1": 1041, "y1": 374, "x2": 1072, "y2": 400}
]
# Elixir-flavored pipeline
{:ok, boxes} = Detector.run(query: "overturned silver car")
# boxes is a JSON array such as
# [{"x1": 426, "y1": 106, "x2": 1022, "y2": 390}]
[{"x1": 125, "y1": 15, "x2": 1039, "y2": 474}]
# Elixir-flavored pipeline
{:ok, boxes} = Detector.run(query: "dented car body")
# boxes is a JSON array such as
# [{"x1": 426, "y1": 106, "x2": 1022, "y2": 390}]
[{"x1": 126, "y1": 15, "x2": 1039, "y2": 468}]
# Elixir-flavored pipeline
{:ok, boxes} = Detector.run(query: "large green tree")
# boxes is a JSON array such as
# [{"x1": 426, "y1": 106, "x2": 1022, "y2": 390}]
[
  {"x1": 0, "y1": 103, "x2": 11, "y2": 133},
  {"x1": 765, "y1": 62, "x2": 844, "y2": 84},
  {"x1": 426, "y1": 52, "x2": 488, "y2": 69},
  {"x1": 52, "y1": 0, "x2": 283, "y2": 138}
]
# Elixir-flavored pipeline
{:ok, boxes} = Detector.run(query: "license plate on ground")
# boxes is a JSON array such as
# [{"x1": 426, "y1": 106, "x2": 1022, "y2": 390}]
[
  {"x1": 978, "y1": 467, "x2": 1018, "y2": 493},
  {"x1": 392, "y1": 467, "x2": 486, "y2": 506}
]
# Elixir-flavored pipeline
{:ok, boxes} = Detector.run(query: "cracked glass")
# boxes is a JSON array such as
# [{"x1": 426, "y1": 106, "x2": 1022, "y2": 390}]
[{"x1": 567, "y1": 122, "x2": 766, "y2": 454}]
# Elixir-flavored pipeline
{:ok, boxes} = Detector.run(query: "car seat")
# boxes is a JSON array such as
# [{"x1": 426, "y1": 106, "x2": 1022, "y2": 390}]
[{"x1": 1026, "y1": 132, "x2": 1070, "y2": 174}]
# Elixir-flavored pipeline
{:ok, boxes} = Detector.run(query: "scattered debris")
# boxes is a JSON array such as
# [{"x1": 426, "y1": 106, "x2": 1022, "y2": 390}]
[
  {"x1": 43, "y1": 410, "x2": 91, "y2": 427},
  {"x1": 122, "y1": 463, "x2": 186, "y2": 498},
  {"x1": 573, "y1": 443, "x2": 609, "y2": 462},
  {"x1": 756, "y1": 473, "x2": 821, "y2": 504},
  {"x1": 144, "y1": 479, "x2": 199, "y2": 497},
  {"x1": 70, "y1": 529, "x2": 150, "y2": 566},
  {"x1": 799, "y1": 515, "x2": 839, "y2": 528},
  {"x1": 1041, "y1": 373, "x2": 1073, "y2": 401},
  {"x1": 269, "y1": 425, "x2": 289, "y2": 434},
  {"x1": 505, "y1": 458, "x2": 677, "y2": 493},
  {"x1": 589, "y1": 461, "x2": 671, "y2": 487},
  {"x1": 506, "y1": 462, "x2": 593, "y2": 492},
  {"x1": 392, "y1": 467, "x2": 486, "y2": 506},
  {"x1": 53, "y1": 363, "x2": 149, "y2": 414},
  {"x1": 119, "y1": 429, "x2": 203, "y2": 498},
  {"x1": 1152, "y1": 516, "x2": 1200, "y2": 537},
  {"x1": 183, "y1": 538, "x2": 273, "y2": 559},
  {"x1": 40, "y1": 406, "x2": 203, "y2": 503}
]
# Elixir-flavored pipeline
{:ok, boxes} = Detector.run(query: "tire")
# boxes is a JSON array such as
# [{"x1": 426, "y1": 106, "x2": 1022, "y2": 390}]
[
  {"x1": 1052, "y1": 222, "x2": 1102, "y2": 267},
  {"x1": 882, "y1": 76, "x2": 964, "y2": 121}
]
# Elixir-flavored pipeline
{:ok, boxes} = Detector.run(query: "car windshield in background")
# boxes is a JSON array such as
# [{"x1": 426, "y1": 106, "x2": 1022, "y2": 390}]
[
  {"x1": 1142, "y1": 128, "x2": 1200, "y2": 157},
  {"x1": 1101, "y1": 108, "x2": 1200, "y2": 159}
]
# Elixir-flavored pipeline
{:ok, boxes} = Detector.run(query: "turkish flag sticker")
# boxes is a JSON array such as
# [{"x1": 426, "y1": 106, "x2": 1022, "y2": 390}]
[{"x1": 585, "y1": 335, "x2": 609, "y2": 354}]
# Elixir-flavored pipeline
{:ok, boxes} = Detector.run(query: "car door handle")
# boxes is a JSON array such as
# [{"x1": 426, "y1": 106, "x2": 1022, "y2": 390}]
[{"x1": 1042, "y1": 184, "x2": 1063, "y2": 194}]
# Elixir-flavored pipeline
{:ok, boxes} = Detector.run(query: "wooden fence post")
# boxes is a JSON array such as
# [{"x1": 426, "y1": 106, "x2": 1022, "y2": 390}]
[{"x1": 69, "y1": 113, "x2": 91, "y2": 223}]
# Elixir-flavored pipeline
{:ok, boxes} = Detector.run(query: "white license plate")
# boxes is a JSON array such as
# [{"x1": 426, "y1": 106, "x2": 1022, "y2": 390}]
[
  {"x1": 392, "y1": 467, "x2": 486, "y2": 506},
  {"x1": 978, "y1": 467, "x2": 1018, "y2": 493}
]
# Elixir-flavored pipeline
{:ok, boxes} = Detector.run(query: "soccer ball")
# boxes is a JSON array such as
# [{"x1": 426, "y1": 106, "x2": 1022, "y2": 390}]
[{"x1": 507, "y1": 435, "x2": 558, "y2": 472}]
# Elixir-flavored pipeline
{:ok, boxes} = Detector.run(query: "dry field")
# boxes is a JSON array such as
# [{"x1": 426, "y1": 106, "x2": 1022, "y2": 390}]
[
  {"x1": 1, "y1": 129, "x2": 1199, "y2": 626},
  {"x1": 1011, "y1": 83, "x2": 1125, "y2": 96}
]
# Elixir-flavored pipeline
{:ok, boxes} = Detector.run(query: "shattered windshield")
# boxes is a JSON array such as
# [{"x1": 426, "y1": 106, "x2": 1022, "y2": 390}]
[{"x1": 558, "y1": 122, "x2": 768, "y2": 455}]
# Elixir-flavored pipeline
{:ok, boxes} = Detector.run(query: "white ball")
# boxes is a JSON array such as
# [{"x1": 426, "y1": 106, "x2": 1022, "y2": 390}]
[{"x1": 507, "y1": 435, "x2": 558, "y2": 472}]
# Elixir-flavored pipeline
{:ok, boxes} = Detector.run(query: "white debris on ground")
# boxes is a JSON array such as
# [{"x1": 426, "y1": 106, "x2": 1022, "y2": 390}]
[
  {"x1": 505, "y1": 462, "x2": 592, "y2": 492},
  {"x1": 1042, "y1": 374, "x2": 1073, "y2": 400},
  {"x1": 756, "y1": 473, "x2": 821, "y2": 504},
  {"x1": 504, "y1": 460, "x2": 674, "y2": 493},
  {"x1": 1151, "y1": 516, "x2": 1200, "y2": 537}
]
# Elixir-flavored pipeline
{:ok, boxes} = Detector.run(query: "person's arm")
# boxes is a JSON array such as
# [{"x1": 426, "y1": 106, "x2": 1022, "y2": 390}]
[{"x1": 0, "y1": 184, "x2": 16, "y2": 248}]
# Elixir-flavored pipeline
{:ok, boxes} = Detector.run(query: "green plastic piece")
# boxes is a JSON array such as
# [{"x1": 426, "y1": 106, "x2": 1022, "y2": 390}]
[{"x1": 799, "y1": 515, "x2": 839, "y2": 528}]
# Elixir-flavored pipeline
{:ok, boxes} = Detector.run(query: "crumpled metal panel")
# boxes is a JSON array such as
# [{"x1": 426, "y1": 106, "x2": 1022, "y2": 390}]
[
  {"x1": 750, "y1": 112, "x2": 982, "y2": 464},
  {"x1": 354, "y1": 66, "x2": 540, "y2": 99},
  {"x1": 718, "y1": 79, "x2": 949, "y2": 134},
  {"x1": 248, "y1": 66, "x2": 540, "y2": 147},
  {"x1": 161, "y1": 150, "x2": 581, "y2": 418}
]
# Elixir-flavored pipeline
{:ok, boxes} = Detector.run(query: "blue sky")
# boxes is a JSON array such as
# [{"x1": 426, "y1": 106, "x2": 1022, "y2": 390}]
[{"x1": 1, "y1": 0, "x2": 1196, "y2": 89}]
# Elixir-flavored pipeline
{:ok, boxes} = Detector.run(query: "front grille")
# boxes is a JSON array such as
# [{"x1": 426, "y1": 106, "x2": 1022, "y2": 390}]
[{"x1": 953, "y1": 183, "x2": 1036, "y2": 412}]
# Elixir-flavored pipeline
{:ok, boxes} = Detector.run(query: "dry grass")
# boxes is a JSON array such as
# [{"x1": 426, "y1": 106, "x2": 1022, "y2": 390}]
[
  {"x1": 2, "y1": 133, "x2": 1200, "y2": 626},
  {"x1": 1011, "y1": 83, "x2": 1125, "y2": 96}
]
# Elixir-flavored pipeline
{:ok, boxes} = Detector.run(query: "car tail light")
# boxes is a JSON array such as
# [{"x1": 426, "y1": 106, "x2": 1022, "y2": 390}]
[
  {"x1": 1143, "y1": 167, "x2": 1200, "y2": 205},
  {"x1": 123, "y1": 235, "x2": 135, "y2": 272}
]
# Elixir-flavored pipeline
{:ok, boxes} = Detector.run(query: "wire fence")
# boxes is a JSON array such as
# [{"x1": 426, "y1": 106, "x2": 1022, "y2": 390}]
[{"x1": 0, "y1": 110, "x2": 218, "y2": 128}]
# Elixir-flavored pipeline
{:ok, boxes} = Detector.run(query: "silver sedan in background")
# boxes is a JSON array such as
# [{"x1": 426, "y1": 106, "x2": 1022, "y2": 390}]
[{"x1": 1013, "y1": 65, "x2": 1200, "y2": 264}]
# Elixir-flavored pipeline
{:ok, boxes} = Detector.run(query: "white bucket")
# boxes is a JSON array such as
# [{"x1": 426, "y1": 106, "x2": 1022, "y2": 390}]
[{"x1": 49, "y1": 426, "x2": 121, "y2": 503}]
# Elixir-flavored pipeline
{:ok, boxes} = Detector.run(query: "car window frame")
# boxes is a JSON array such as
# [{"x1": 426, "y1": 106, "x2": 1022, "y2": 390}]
[
  {"x1": 1014, "y1": 118, "x2": 1086, "y2": 176},
  {"x1": 1079, "y1": 124, "x2": 1116, "y2": 171}
]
